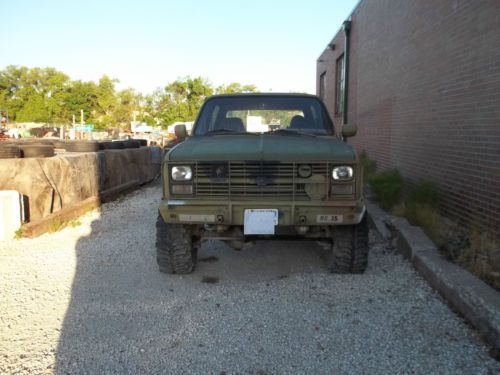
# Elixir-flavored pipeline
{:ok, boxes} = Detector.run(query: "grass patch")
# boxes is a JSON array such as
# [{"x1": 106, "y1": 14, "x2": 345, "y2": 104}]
[
  {"x1": 48, "y1": 218, "x2": 82, "y2": 233},
  {"x1": 395, "y1": 179, "x2": 442, "y2": 244},
  {"x1": 368, "y1": 169, "x2": 403, "y2": 210},
  {"x1": 457, "y1": 230, "x2": 500, "y2": 290},
  {"x1": 394, "y1": 202, "x2": 442, "y2": 244}
]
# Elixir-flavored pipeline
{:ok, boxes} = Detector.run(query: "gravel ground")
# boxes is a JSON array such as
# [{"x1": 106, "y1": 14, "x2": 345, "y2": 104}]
[{"x1": 1, "y1": 183, "x2": 498, "y2": 375}]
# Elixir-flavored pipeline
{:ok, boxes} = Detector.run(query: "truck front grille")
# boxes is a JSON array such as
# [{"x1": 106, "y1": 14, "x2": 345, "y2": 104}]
[{"x1": 192, "y1": 161, "x2": 331, "y2": 201}]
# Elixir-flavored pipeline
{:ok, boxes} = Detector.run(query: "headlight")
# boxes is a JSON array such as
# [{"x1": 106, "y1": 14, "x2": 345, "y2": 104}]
[
  {"x1": 171, "y1": 166, "x2": 192, "y2": 181},
  {"x1": 332, "y1": 166, "x2": 353, "y2": 180}
]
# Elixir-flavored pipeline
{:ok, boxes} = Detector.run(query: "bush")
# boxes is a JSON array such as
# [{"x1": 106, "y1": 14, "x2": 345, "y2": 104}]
[
  {"x1": 359, "y1": 150, "x2": 377, "y2": 180},
  {"x1": 368, "y1": 169, "x2": 403, "y2": 209},
  {"x1": 408, "y1": 179, "x2": 439, "y2": 207}
]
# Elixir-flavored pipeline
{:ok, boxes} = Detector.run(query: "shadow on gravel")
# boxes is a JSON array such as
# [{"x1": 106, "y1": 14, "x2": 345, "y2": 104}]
[{"x1": 54, "y1": 198, "x2": 326, "y2": 373}]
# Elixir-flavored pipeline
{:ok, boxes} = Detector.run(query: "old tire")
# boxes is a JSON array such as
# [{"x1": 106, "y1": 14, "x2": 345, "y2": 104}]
[
  {"x1": 327, "y1": 215, "x2": 369, "y2": 274},
  {"x1": 65, "y1": 141, "x2": 99, "y2": 152},
  {"x1": 19, "y1": 144, "x2": 55, "y2": 158},
  {"x1": 123, "y1": 140, "x2": 140, "y2": 149},
  {"x1": 156, "y1": 214, "x2": 197, "y2": 274},
  {"x1": 0, "y1": 144, "x2": 21, "y2": 158}
]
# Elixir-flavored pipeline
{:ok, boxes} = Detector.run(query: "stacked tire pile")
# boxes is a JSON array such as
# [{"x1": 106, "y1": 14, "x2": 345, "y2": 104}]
[
  {"x1": 0, "y1": 139, "x2": 148, "y2": 159},
  {"x1": 0, "y1": 142, "x2": 55, "y2": 159},
  {"x1": 98, "y1": 139, "x2": 142, "y2": 150}
]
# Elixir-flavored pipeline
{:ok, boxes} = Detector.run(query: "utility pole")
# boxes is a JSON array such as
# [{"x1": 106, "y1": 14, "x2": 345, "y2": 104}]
[
  {"x1": 72, "y1": 114, "x2": 76, "y2": 140},
  {"x1": 80, "y1": 109, "x2": 84, "y2": 140},
  {"x1": 133, "y1": 110, "x2": 137, "y2": 134}
]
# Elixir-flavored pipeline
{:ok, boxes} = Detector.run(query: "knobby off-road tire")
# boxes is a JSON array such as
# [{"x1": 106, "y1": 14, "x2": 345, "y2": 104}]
[
  {"x1": 156, "y1": 214, "x2": 197, "y2": 274},
  {"x1": 327, "y1": 215, "x2": 369, "y2": 274}
]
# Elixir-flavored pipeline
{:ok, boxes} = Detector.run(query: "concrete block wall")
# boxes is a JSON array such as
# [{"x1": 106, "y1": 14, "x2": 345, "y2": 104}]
[{"x1": 317, "y1": 0, "x2": 500, "y2": 231}]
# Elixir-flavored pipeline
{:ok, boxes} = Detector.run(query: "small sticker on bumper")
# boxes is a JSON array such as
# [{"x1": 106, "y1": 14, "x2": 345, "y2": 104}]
[
  {"x1": 317, "y1": 214, "x2": 343, "y2": 224},
  {"x1": 178, "y1": 214, "x2": 216, "y2": 223}
]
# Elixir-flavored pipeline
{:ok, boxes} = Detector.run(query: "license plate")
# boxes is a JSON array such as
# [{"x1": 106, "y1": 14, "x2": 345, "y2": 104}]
[
  {"x1": 244, "y1": 209, "x2": 278, "y2": 235},
  {"x1": 317, "y1": 214, "x2": 343, "y2": 224}
]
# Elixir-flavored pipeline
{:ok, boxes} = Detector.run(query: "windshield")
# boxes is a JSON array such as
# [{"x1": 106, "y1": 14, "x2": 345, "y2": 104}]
[{"x1": 193, "y1": 96, "x2": 335, "y2": 136}]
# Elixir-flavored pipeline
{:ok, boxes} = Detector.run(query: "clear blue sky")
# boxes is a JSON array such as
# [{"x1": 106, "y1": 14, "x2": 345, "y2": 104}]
[{"x1": 1, "y1": 0, "x2": 359, "y2": 94}]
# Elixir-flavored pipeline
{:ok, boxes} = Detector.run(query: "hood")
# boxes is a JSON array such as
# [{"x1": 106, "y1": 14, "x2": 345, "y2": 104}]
[{"x1": 168, "y1": 134, "x2": 356, "y2": 162}]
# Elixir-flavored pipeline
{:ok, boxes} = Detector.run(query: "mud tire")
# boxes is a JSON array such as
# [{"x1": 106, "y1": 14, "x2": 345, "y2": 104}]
[
  {"x1": 156, "y1": 213, "x2": 197, "y2": 274},
  {"x1": 327, "y1": 215, "x2": 369, "y2": 274}
]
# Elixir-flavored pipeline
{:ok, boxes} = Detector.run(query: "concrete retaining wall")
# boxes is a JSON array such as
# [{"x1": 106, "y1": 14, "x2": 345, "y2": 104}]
[{"x1": 0, "y1": 147, "x2": 161, "y2": 225}]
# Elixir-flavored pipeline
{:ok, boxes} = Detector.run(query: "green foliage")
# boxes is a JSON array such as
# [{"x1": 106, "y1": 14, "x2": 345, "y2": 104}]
[
  {"x1": 393, "y1": 179, "x2": 442, "y2": 244},
  {"x1": 48, "y1": 218, "x2": 81, "y2": 233},
  {"x1": 359, "y1": 150, "x2": 377, "y2": 180},
  {"x1": 368, "y1": 169, "x2": 403, "y2": 210},
  {"x1": 0, "y1": 65, "x2": 258, "y2": 130},
  {"x1": 408, "y1": 179, "x2": 439, "y2": 207},
  {"x1": 395, "y1": 202, "x2": 442, "y2": 244},
  {"x1": 14, "y1": 227, "x2": 24, "y2": 239},
  {"x1": 216, "y1": 82, "x2": 257, "y2": 94}
]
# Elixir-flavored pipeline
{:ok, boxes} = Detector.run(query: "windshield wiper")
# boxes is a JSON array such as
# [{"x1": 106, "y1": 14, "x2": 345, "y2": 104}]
[{"x1": 265, "y1": 128, "x2": 317, "y2": 137}]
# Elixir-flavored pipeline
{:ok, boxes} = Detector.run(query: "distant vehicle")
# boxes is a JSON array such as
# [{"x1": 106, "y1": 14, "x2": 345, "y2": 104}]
[
  {"x1": 156, "y1": 93, "x2": 368, "y2": 274},
  {"x1": 0, "y1": 128, "x2": 9, "y2": 140}
]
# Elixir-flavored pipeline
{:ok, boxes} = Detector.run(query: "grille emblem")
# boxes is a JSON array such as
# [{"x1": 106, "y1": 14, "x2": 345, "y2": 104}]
[
  {"x1": 255, "y1": 176, "x2": 271, "y2": 186},
  {"x1": 211, "y1": 165, "x2": 227, "y2": 178}
]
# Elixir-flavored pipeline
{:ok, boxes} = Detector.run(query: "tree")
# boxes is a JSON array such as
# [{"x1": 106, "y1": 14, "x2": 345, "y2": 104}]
[
  {"x1": 216, "y1": 82, "x2": 257, "y2": 94},
  {"x1": 63, "y1": 80, "x2": 98, "y2": 124},
  {"x1": 159, "y1": 77, "x2": 213, "y2": 126},
  {"x1": 0, "y1": 66, "x2": 258, "y2": 130}
]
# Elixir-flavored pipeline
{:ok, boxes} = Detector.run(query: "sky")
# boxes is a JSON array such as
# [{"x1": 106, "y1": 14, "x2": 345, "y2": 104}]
[{"x1": 1, "y1": 0, "x2": 359, "y2": 95}]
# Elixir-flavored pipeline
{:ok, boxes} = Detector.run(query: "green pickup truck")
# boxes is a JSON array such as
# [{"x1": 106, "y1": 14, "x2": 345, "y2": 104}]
[{"x1": 157, "y1": 93, "x2": 368, "y2": 274}]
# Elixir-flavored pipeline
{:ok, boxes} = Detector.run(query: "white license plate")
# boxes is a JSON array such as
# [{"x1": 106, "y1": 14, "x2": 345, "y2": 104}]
[
  {"x1": 244, "y1": 209, "x2": 278, "y2": 235},
  {"x1": 317, "y1": 214, "x2": 343, "y2": 224}
]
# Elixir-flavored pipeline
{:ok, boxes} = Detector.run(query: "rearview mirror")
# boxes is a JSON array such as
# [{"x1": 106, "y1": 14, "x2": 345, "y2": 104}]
[
  {"x1": 341, "y1": 123, "x2": 357, "y2": 138},
  {"x1": 174, "y1": 124, "x2": 187, "y2": 141}
]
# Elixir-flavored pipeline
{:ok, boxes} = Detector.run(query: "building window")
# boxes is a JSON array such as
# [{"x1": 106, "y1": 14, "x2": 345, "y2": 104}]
[
  {"x1": 319, "y1": 72, "x2": 326, "y2": 101},
  {"x1": 335, "y1": 55, "x2": 345, "y2": 115}
]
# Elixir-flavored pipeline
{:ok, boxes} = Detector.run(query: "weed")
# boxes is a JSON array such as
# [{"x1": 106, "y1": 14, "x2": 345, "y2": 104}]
[
  {"x1": 48, "y1": 218, "x2": 82, "y2": 233},
  {"x1": 48, "y1": 218, "x2": 64, "y2": 233},
  {"x1": 397, "y1": 179, "x2": 442, "y2": 243},
  {"x1": 457, "y1": 229, "x2": 500, "y2": 290},
  {"x1": 408, "y1": 179, "x2": 439, "y2": 207},
  {"x1": 67, "y1": 219, "x2": 82, "y2": 228},
  {"x1": 359, "y1": 150, "x2": 377, "y2": 180},
  {"x1": 368, "y1": 169, "x2": 403, "y2": 210},
  {"x1": 396, "y1": 202, "x2": 442, "y2": 244},
  {"x1": 14, "y1": 227, "x2": 24, "y2": 239}
]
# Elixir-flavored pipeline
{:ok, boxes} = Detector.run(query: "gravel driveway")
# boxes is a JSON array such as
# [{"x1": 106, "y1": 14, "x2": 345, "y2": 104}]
[{"x1": 1, "y1": 183, "x2": 498, "y2": 374}]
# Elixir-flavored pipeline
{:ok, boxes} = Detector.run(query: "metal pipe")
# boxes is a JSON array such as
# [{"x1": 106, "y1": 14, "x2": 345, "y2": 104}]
[{"x1": 342, "y1": 20, "x2": 351, "y2": 125}]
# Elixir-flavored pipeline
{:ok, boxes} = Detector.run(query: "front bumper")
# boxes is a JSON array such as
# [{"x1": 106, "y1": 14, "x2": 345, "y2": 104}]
[{"x1": 159, "y1": 199, "x2": 366, "y2": 226}]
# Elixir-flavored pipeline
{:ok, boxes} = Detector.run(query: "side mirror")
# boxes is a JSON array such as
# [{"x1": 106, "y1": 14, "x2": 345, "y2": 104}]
[
  {"x1": 174, "y1": 124, "x2": 187, "y2": 142},
  {"x1": 341, "y1": 123, "x2": 357, "y2": 138}
]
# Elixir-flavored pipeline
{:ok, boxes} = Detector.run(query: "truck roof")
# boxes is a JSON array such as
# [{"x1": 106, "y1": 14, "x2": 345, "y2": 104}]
[{"x1": 208, "y1": 93, "x2": 319, "y2": 99}]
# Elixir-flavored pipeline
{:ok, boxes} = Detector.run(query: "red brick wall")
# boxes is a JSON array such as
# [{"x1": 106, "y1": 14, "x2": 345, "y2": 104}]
[{"x1": 317, "y1": 0, "x2": 500, "y2": 230}]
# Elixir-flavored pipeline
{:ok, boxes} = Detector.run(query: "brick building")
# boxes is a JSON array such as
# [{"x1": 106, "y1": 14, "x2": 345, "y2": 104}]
[{"x1": 317, "y1": 0, "x2": 500, "y2": 231}]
